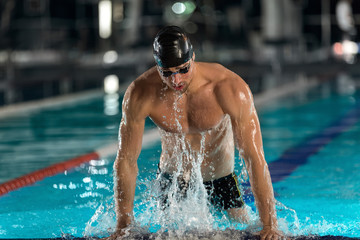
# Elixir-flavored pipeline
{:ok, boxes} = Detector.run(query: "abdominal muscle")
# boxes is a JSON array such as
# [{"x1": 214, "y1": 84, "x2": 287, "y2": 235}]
[{"x1": 158, "y1": 115, "x2": 235, "y2": 182}]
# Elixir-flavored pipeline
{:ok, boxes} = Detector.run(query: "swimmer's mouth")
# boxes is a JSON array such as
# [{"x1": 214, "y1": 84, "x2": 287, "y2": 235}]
[{"x1": 173, "y1": 84, "x2": 185, "y2": 91}]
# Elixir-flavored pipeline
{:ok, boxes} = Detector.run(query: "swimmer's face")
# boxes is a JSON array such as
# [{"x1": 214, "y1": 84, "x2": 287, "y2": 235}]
[{"x1": 157, "y1": 56, "x2": 195, "y2": 93}]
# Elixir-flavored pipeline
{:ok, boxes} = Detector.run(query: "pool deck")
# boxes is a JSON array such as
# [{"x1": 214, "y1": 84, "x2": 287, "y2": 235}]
[{"x1": 5, "y1": 231, "x2": 360, "y2": 240}]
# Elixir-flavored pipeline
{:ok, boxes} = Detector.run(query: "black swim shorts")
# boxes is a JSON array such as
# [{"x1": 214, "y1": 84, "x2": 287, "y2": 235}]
[{"x1": 158, "y1": 172, "x2": 245, "y2": 210}]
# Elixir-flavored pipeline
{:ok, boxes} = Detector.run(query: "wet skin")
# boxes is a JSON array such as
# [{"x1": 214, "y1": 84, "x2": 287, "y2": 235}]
[
  {"x1": 154, "y1": 60, "x2": 236, "y2": 181},
  {"x1": 111, "y1": 58, "x2": 284, "y2": 240}
]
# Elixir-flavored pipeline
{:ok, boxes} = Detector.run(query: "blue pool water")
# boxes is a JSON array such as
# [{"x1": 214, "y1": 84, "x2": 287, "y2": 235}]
[{"x1": 0, "y1": 82, "x2": 359, "y2": 238}]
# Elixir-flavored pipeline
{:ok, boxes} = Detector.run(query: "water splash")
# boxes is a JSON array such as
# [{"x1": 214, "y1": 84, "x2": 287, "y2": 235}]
[
  {"x1": 276, "y1": 200, "x2": 300, "y2": 236},
  {"x1": 83, "y1": 92, "x2": 338, "y2": 238},
  {"x1": 137, "y1": 130, "x2": 215, "y2": 236},
  {"x1": 84, "y1": 196, "x2": 116, "y2": 237}
]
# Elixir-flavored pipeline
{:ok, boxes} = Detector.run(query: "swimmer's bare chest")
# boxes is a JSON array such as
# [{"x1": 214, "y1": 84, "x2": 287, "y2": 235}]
[
  {"x1": 150, "y1": 86, "x2": 224, "y2": 130},
  {"x1": 148, "y1": 91, "x2": 235, "y2": 181}
]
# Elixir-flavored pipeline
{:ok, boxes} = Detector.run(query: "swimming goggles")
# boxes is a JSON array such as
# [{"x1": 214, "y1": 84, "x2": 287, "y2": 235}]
[{"x1": 158, "y1": 62, "x2": 191, "y2": 77}]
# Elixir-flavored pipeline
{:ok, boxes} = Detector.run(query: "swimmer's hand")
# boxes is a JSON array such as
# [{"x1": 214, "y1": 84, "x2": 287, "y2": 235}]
[{"x1": 257, "y1": 226, "x2": 287, "y2": 240}]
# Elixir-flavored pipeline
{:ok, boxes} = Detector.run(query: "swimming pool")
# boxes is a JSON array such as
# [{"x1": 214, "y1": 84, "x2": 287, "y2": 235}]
[{"x1": 0, "y1": 78, "x2": 359, "y2": 239}]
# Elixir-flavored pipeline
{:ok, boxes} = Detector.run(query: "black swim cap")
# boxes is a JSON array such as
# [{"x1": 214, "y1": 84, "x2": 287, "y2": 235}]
[{"x1": 153, "y1": 26, "x2": 193, "y2": 68}]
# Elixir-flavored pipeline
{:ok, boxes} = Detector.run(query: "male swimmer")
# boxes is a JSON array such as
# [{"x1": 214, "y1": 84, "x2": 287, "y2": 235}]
[{"x1": 107, "y1": 26, "x2": 284, "y2": 240}]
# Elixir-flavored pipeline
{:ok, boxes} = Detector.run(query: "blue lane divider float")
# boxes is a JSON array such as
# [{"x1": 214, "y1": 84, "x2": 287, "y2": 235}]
[
  {"x1": 269, "y1": 100, "x2": 360, "y2": 183},
  {"x1": 242, "y1": 100, "x2": 360, "y2": 204}
]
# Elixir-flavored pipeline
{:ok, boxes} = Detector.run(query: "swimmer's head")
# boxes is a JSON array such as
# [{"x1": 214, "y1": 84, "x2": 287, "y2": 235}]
[{"x1": 153, "y1": 26, "x2": 193, "y2": 68}]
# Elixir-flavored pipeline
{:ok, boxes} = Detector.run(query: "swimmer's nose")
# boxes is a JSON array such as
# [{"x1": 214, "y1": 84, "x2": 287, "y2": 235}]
[{"x1": 171, "y1": 73, "x2": 183, "y2": 85}]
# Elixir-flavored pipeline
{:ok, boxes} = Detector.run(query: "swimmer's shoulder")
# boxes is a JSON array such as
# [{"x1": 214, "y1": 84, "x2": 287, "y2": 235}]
[
  {"x1": 197, "y1": 62, "x2": 248, "y2": 91},
  {"x1": 126, "y1": 67, "x2": 161, "y2": 97},
  {"x1": 123, "y1": 67, "x2": 160, "y2": 117},
  {"x1": 133, "y1": 66, "x2": 161, "y2": 88},
  {"x1": 198, "y1": 62, "x2": 253, "y2": 114}
]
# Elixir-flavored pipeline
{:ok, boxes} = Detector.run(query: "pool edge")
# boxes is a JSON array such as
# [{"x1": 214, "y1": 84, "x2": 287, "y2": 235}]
[{"x1": 1, "y1": 233, "x2": 359, "y2": 240}]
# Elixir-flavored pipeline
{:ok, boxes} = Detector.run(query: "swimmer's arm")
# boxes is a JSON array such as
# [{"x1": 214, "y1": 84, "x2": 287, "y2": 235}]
[
  {"x1": 232, "y1": 97, "x2": 278, "y2": 229},
  {"x1": 234, "y1": 88, "x2": 278, "y2": 230},
  {"x1": 113, "y1": 83, "x2": 147, "y2": 234},
  {"x1": 216, "y1": 78, "x2": 278, "y2": 229},
  {"x1": 114, "y1": 118, "x2": 144, "y2": 232}
]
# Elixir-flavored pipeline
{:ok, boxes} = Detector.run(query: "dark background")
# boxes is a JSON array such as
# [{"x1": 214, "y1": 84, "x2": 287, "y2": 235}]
[{"x1": 0, "y1": 0, "x2": 359, "y2": 106}]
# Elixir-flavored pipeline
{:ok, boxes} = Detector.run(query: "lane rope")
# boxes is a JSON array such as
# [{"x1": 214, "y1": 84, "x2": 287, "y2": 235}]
[
  {"x1": 0, "y1": 129, "x2": 160, "y2": 197},
  {"x1": 0, "y1": 152, "x2": 99, "y2": 196}
]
